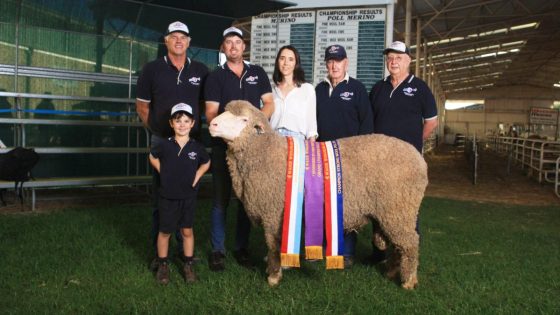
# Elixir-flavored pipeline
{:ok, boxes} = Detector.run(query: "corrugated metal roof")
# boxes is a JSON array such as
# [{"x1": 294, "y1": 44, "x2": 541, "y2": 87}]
[{"x1": 393, "y1": 0, "x2": 560, "y2": 97}]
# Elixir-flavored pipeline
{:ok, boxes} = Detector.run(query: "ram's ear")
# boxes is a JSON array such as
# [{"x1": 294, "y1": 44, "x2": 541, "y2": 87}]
[{"x1": 254, "y1": 121, "x2": 265, "y2": 134}]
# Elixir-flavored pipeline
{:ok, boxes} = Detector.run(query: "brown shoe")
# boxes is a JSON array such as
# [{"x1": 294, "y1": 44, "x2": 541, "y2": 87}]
[
  {"x1": 184, "y1": 262, "x2": 197, "y2": 283},
  {"x1": 156, "y1": 260, "x2": 170, "y2": 285}
]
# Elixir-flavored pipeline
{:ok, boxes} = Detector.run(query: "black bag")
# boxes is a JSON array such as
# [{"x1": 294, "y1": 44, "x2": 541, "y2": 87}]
[{"x1": 0, "y1": 147, "x2": 40, "y2": 206}]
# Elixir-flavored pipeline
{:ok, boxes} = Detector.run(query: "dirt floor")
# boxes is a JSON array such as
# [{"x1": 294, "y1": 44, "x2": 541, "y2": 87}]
[
  {"x1": 1, "y1": 144, "x2": 558, "y2": 213},
  {"x1": 425, "y1": 144, "x2": 559, "y2": 206}
]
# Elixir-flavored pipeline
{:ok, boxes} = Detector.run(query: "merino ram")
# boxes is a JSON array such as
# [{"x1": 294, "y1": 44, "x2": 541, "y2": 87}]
[{"x1": 208, "y1": 100, "x2": 428, "y2": 289}]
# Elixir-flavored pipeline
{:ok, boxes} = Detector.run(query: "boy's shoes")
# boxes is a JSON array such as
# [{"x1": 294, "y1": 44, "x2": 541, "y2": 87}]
[
  {"x1": 209, "y1": 252, "x2": 225, "y2": 271},
  {"x1": 233, "y1": 248, "x2": 254, "y2": 269},
  {"x1": 156, "y1": 260, "x2": 170, "y2": 285},
  {"x1": 183, "y1": 262, "x2": 197, "y2": 283}
]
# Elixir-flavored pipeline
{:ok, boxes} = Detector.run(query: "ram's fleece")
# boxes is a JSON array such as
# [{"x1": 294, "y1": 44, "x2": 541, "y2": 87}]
[{"x1": 209, "y1": 100, "x2": 428, "y2": 289}]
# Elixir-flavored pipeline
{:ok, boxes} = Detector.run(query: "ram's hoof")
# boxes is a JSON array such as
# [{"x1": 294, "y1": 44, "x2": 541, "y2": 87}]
[
  {"x1": 267, "y1": 270, "x2": 282, "y2": 287},
  {"x1": 401, "y1": 274, "x2": 418, "y2": 290}
]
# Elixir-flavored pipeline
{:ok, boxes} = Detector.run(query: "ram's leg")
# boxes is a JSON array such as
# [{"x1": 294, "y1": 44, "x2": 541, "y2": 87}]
[
  {"x1": 385, "y1": 248, "x2": 400, "y2": 280},
  {"x1": 372, "y1": 230, "x2": 387, "y2": 251},
  {"x1": 391, "y1": 229, "x2": 419, "y2": 289},
  {"x1": 264, "y1": 229, "x2": 282, "y2": 287},
  {"x1": 399, "y1": 241, "x2": 419, "y2": 290},
  {"x1": 371, "y1": 220, "x2": 389, "y2": 265},
  {"x1": 380, "y1": 216, "x2": 419, "y2": 290}
]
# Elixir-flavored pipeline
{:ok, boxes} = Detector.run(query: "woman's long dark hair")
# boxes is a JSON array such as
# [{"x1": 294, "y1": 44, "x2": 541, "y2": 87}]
[{"x1": 272, "y1": 45, "x2": 306, "y2": 86}]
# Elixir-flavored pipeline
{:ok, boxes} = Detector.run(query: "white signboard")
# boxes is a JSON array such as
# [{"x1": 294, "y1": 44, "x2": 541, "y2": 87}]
[{"x1": 529, "y1": 107, "x2": 559, "y2": 125}]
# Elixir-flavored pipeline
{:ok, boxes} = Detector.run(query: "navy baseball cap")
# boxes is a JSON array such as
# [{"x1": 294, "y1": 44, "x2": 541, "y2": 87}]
[
  {"x1": 324, "y1": 45, "x2": 347, "y2": 61},
  {"x1": 383, "y1": 41, "x2": 410, "y2": 55}
]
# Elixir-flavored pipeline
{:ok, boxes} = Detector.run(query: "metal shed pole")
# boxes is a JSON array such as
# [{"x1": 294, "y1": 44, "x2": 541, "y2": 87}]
[
  {"x1": 404, "y1": 0, "x2": 411, "y2": 46},
  {"x1": 385, "y1": 1, "x2": 395, "y2": 77},
  {"x1": 415, "y1": 18, "x2": 421, "y2": 78}
]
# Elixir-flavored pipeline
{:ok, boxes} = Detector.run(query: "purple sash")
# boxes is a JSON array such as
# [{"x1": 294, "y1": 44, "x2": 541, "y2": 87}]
[{"x1": 304, "y1": 140, "x2": 324, "y2": 259}]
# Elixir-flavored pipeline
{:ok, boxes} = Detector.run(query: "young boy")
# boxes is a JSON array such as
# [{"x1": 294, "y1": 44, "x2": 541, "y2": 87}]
[{"x1": 149, "y1": 103, "x2": 210, "y2": 285}]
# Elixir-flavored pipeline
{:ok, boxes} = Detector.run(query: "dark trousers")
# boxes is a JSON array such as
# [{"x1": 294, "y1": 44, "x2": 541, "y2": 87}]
[{"x1": 209, "y1": 144, "x2": 251, "y2": 254}]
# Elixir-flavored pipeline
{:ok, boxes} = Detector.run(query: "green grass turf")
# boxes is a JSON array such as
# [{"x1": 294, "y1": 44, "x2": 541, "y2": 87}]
[{"x1": 0, "y1": 197, "x2": 559, "y2": 314}]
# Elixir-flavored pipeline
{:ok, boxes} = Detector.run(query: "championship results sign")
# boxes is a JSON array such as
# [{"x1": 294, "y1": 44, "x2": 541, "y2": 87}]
[
  {"x1": 250, "y1": 7, "x2": 386, "y2": 88},
  {"x1": 313, "y1": 8, "x2": 385, "y2": 88},
  {"x1": 251, "y1": 11, "x2": 316, "y2": 82}
]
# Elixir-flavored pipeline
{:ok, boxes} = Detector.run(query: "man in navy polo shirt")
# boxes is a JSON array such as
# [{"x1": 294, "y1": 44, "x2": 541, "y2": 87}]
[
  {"x1": 315, "y1": 44, "x2": 373, "y2": 268},
  {"x1": 370, "y1": 41, "x2": 438, "y2": 153},
  {"x1": 369, "y1": 41, "x2": 438, "y2": 263},
  {"x1": 316, "y1": 44, "x2": 373, "y2": 141},
  {"x1": 204, "y1": 26, "x2": 274, "y2": 271},
  {"x1": 136, "y1": 21, "x2": 209, "y2": 268}
]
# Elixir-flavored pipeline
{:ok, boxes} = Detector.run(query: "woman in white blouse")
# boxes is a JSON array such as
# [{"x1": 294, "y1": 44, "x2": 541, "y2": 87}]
[{"x1": 270, "y1": 45, "x2": 317, "y2": 140}]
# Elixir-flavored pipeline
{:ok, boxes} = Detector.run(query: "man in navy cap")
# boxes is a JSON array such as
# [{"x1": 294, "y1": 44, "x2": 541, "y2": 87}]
[
  {"x1": 136, "y1": 21, "x2": 209, "y2": 270},
  {"x1": 315, "y1": 45, "x2": 373, "y2": 141},
  {"x1": 315, "y1": 44, "x2": 373, "y2": 268}
]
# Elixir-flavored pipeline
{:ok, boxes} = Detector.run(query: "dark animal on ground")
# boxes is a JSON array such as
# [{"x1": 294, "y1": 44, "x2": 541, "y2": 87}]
[{"x1": 0, "y1": 147, "x2": 40, "y2": 206}]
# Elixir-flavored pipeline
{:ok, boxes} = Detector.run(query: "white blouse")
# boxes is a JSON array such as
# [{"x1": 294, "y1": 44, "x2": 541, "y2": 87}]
[{"x1": 270, "y1": 82, "x2": 318, "y2": 139}]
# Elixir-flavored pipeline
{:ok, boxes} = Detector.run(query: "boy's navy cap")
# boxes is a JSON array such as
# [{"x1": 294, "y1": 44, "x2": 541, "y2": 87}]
[
  {"x1": 222, "y1": 26, "x2": 243, "y2": 39},
  {"x1": 324, "y1": 45, "x2": 347, "y2": 61},
  {"x1": 383, "y1": 41, "x2": 410, "y2": 55},
  {"x1": 170, "y1": 103, "x2": 194, "y2": 117},
  {"x1": 166, "y1": 21, "x2": 190, "y2": 36}
]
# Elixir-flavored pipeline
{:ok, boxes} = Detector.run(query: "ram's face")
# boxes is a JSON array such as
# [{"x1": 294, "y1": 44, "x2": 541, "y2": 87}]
[{"x1": 208, "y1": 111, "x2": 250, "y2": 142}]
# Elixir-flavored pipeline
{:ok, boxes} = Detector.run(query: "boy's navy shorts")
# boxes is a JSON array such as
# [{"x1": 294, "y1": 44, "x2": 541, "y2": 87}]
[{"x1": 158, "y1": 197, "x2": 196, "y2": 233}]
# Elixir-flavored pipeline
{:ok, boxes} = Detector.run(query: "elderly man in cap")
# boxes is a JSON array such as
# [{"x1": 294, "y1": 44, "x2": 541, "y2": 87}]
[
  {"x1": 315, "y1": 44, "x2": 373, "y2": 268},
  {"x1": 370, "y1": 41, "x2": 437, "y2": 153},
  {"x1": 136, "y1": 21, "x2": 209, "y2": 269},
  {"x1": 204, "y1": 26, "x2": 274, "y2": 271},
  {"x1": 368, "y1": 41, "x2": 438, "y2": 262}
]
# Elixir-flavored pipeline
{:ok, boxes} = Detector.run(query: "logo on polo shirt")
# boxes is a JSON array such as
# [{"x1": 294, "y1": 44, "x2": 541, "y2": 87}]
[
  {"x1": 339, "y1": 91, "x2": 354, "y2": 101},
  {"x1": 245, "y1": 75, "x2": 259, "y2": 85},
  {"x1": 188, "y1": 152, "x2": 197, "y2": 160},
  {"x1": 188, "y1": 76, "x2": 201, "y2": 86},
  {"x1": 403, "y1": 87, "x2": 417, "y2": 96}
]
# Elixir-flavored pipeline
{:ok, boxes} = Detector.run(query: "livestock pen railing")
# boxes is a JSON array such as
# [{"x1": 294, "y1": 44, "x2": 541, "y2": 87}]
[
  {"x1": 487, "y1": 136, "x2": 560, "y2": 197},
  {"x1": 0, "y1": 91, "x2": 152, "y2": 210},
  {"x1": 556, "y1": 157, "x2": 560, "y2": 198}
]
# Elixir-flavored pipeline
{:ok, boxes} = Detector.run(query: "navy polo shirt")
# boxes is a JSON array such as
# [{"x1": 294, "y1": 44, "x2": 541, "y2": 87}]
[
  {"x1": 136, "y1": 56, "x2": 209, "y2": 138},
  {"x1": 369, "y1": 74, "x2": 437, "y2": 152},
  {"x1": 315, "y1": 77, "x2": 374, "y2": 141},
  {"x1": 204, "y1": 62, "x2": 272, "y2": 114},
  {"x1": 150, "y1": 138, "x2": 210, "y2": 200}
]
